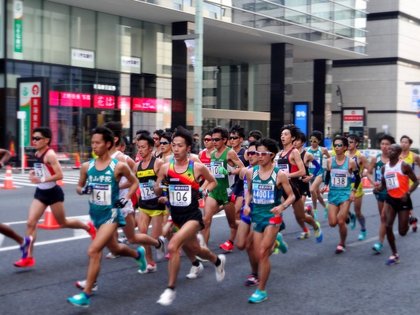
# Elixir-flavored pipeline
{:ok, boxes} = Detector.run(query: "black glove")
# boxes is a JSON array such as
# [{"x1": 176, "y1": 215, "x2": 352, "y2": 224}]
[
  {"x1": 81, "y1": 184, "x2": 93, "y2": 195},
  {"x1": 114, "y1": 198, "x2": 128, "y2": 208}
]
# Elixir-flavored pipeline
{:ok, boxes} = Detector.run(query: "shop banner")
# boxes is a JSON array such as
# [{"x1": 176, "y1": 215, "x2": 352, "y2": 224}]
[
  {"x1": 132, "y1": 98, "x2": 157, "y2": 112},
  {"x1": 343, "y1": 108, "x2": 365, "y2": 133},
  {"x1": 121, "y1": 56, "x2": 141, "y2": 73},
  {"x1": 71, "y1": 48, "x2": 95, "y2": 68},
  {"x1": 60, "y1": 92, "x2": 91, "y2": 107},
  {"x1": 93, "y1": 95, "x2": 115, "y2": 109},
  {"x1": 13, "y1": 0, "x2": 23, "y2": 57},
  {"x1": 19, "y1": 82, "x2": 42, "y2": 146},
  {"x1": 293, "y1": 103, "x2": 308, "y2": 136}
]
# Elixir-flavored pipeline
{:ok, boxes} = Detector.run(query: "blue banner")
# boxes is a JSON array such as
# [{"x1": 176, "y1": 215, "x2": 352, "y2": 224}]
[{"x1": 294, "y1": 103, "x2": 308, "y2": 135}]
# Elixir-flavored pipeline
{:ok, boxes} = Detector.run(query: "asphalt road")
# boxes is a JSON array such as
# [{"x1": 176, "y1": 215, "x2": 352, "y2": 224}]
[{"x1": 1, "y1": 170, "x2": 420, "y2": 315}]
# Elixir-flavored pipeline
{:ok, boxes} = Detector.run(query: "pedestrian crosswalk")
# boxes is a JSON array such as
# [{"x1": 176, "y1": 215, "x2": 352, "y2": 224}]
[{"x1": 0, "y1": 172, "x2": 79, "y2": 188}]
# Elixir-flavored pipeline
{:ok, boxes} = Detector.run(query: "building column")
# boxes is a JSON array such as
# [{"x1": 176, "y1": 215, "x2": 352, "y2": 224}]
[
  {"x1": 313, "y1": 59, "x2": 333, "y2": 140},
  {"x1": 270, "y1": 43, "x2": 294, "y2": 139},
  {"x1": 171, "y1": 21, "x2": 195, "y2": 129}
]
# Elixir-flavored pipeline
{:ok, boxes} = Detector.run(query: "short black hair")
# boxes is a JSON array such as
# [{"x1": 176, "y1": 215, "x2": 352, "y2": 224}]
[
  {"x1": 137, "y1": 133, "x2": 154, "y2": 147},
  {"x1": 33, "y1": 127, "x2": 52, "y2": 145},
  {"x1": 212, "y1": 126, "x2": 229, "y2": 139},
  {"x1": 248, "y1": 130, "x2": 263, "y2": 141},
  {"x1": 247, "y1": 141, "x2": 259, "y2": 149},
  {"x1": 310, "y1": 130, "x2": 323, "y2": 142},
  {"x1": 136, "y1": 129, "x2": 150, "y2": 136},
  {"x1": 257, "y1": 138, "x2": 279, "y2": 157},
  {"x1": 280, "y1": 124, "x2": 301, "y2": 140},
  {"x1": 172, "y1": 126, "x2": 193, "y2": 147},
  {"x1": 347, "y1": 134, "x2": 360, "y2": 143},
  {"x1": 104, "y1": 121, "x2": 123, "y2": 145},
  {"x1": 295, "y1": 131, "x2": 307, "y2": 144},
  {"x1": 153, "y1": 129, "x2": 164, "y2": 137},
  {"x1": 379, "y1": 134, "x2": 396, "y2": 145},
  {"x1": 333, "y1": 135, "x2": 348, "y2": 147},
  {"x1": 91, "y1": 126, "x2": 114, "y2": 149},
  {"x1": 230, "y1": 124, "x2": 245, "y2": 138},
  {"x1": 161, "y1": 131, "x2": 172, "y2": 143}
]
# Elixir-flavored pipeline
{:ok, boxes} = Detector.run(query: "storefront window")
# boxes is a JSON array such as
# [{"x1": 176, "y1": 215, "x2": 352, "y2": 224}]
[{"x1": 97, "y1": 12, "x2": 120, "y2": 71}]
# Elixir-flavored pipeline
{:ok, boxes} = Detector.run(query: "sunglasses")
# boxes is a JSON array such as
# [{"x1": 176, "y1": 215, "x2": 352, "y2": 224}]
[
  {"x1": 203, "y1": 138, "x2": 212, "y2": 142},
  {"x1": 247, "y1": 150, "x2": 257, "y2": 156},
  {"x1": 32, "y1": 136, "x2": 45, "y2": 141},
  {"x1": 229, "y1": 136, "x2": 239, "y2": 140},
  {"x1": 212, "y1": 138, "x2": 222, "y2": 142},
  {"x1": 334, "y1": 143, "x2": 344, "y2": 148},
  {"x1": 160, "y1": 141, "x2": 169, "y2": 145},
  {"x1": 257, "y1": 151, "x2": 273, "y2": 157},
  {"x1": 152, "y1": 137, "x2": 160, "y2": 141}
]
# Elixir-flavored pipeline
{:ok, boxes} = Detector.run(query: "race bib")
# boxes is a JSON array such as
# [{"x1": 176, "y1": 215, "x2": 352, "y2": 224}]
[
  {"x1": 331, "y1": 171, "x2": 348, "y2": 188},
  {"x1": 139, "y1": 182, "x2": 157, "y2": 200},
  {"x1": 210, "y1": 161, "x2": 224, "y2": 179},
  {"x1": 252, "y1": 184, "x2": 275, "y2": 204},
  {"x1": 90, "y1": 184, "x2": 112, "y2": 206},
  {"x1": 278, "y1": 163, "x2": 289, "y2": 174},
  {"x1": 385, "y1": 173, "x2": 399, "y2": 190},
  {"x1": 33, "y1": 163, "x2": 45, "y2": 178},
  {"x1": 169, "y1": 185, "x2": 192, "y2": 207}
]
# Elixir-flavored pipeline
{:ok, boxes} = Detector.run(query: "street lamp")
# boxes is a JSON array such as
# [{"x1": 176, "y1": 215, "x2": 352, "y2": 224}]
[{"x1": 336, "y1": 85, "x2": 344, "y2": 133}]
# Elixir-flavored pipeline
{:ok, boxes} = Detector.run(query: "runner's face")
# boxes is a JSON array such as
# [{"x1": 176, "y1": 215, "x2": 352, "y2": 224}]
[
  {"x1": 171, "y1": 136, "x2": 189, "y2": 160},
  {"x1": 309, "y1": 136, "x2": 319, "y2": 148},
  {"x1": 257, "y1": 145, "x2": 274, "y2": 166},
  {"x1": 388, "y1": 144, "x2": 401, "y2": 159},
  {"x1": 347, "y1": 138, "x2": 357, "y2": 150},
  {"x1": 247, "y1": 145, "x2": 258, "y2": 166},
  {"x1": 212, "y1": 132, "x2": 225, "y2": 150},
  {"x1": 293, "y1": 139, "x2": 303, "y2": 149},
  {"x1": 152, "y1": 133, "x2": 160, "y2": 147},
  {"x1": 380, "y1": 140, "x2": 391, "y2": 154},
  {"x1": 229, "y1": 132, "x2": 242, "y2": 148},
  {"x1": 281, "y1": 129, "x2": 293, "y2": 146},
  {"x1": 203, "y1": 136, "x2": 213, "y2": 150},
  {"x1": 400, "y1": 138, "x2": 410, "y2": 151},
  {"x1": 137, "y1": 140, "x2": 152, "y2": 158},
  {"x1": 333, "y1": 140, "x2": 346, "y2": 154},
  {"x1": 160, "y1": 139, "x2": 172, "y2": 154},
  {"x1": 91, "y1": 134, "x2": 110, "y2": 157},
  {"x1": 32, "y1": 132, "x2": 49, "y2": 150}
]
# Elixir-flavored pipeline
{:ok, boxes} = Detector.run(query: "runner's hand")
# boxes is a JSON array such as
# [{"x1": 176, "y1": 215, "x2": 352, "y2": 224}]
[{"x1": 114, "y1": 198, "x2": 128, "y2": 208}]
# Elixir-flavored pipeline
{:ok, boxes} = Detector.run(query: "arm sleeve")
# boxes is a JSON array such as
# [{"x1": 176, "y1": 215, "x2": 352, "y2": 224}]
[{"x1": 324, "y1": 170, "x2": 331, "y2": 185}]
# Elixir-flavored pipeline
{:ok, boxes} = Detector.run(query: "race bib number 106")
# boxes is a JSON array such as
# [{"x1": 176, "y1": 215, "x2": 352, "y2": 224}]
[{"x1": 169, "y1": 185, "x2": 192, "y2": 207}]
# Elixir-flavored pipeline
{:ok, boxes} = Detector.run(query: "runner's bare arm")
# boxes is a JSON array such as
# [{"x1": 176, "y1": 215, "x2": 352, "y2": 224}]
[
  {"x1": 227, "y1": 149, "x2": 244, "y2": 175},
  {"x1": 44, "y1": 150, "x2": 64, "y2": 182},
  {"x1": 115, "y1": 162, "x2": 139, "y2": 200},
  {"x1": 76, "y1": 162, "x2": 90, "y2": 195}
]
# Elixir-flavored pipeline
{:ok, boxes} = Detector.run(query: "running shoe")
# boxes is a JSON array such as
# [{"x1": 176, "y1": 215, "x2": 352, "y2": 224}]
[
  {"x1": 105, "y1": 252, "x2": 120, "y2": 259},
  {"x1": 157, "y1": 288, "x2": 176, "y2": 306},
  {"x1": 86, "y1": 222, "x2": 96, "y2": 240},
  {"x1": 14, "y1": 257, "x2": 35, "y2": 268},
  {"x1": 20, "y1": 235, "x2": 33, "y2": 259},
  {"x1": 244, "y1": 274, "x2": 259, "y2": 287},
  {"x1": 314, "y1": 221, "x2": 323, "y2": 243},
  {"x1": 275, "y1": 232, "x2": 288, "y2": 254},
  {"x1": 372, "y1": 242, "x2": 383, "y2": 254},
  {"x1": 156, "y1": 236, "x2": 166, "y2": 261},
  {"x1": 67, "y1": 292, "x2": 90, "y2": 308},
  {"x1": 118, "y1": 235, "x2": 128, "y2": 244},
  {"x1": 186, "y1": 262, "x2": 204, "y2": 279},
  {"x1": 215, "y1": 254, "x2": 226, "y2": 282},
  {"x1": 349, "y1": 212, "x2": 356, "y2": 230},
  {"x1": 75, "y1": 280, "x2": 98, "y2": 292},
  {"x1": 385, "y1": 254, "x2": 400, "y2": 266},
  {"x1": 358, "y1": 230, "x2": 367, "y2": 241},
  {"x1": 297, "y1": 231, "x2": 310, "y2": 240},
  {"x1": 335, "y1": 244, "x2": 346, "y2": 254},
  {"x1": 248, "y1": 289, "x2": 268, "y2": 304},
  {"x1": 219, "y1": 240, "x2": 234, "y2": 253},
  {"x1": 136, "y1": 246, "x2": 147, "y2": 273}
]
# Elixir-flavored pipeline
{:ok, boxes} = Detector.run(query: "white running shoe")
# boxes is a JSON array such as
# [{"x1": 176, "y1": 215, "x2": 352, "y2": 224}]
[
  {"x1": 156, "y1": 236, "x2": 167, "y2": 261},
  {"x1": 75, "y1": 280, "x2": 98, "y2": 292},
  {"x1": 215, "y1": 254, "x2": 226, "y2": 282},
  {"x1": 186, "y1": 262, "x2": 204, "y2": 279},
  {"x1": 157, "y1": 288, "x2": 176, "y2": 306},
  {"x1": 106, "y1": 252, "x2": 120, "y2": 259}
]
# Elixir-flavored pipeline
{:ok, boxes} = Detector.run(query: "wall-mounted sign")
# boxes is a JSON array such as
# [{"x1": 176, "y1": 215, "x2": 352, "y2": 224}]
[
  {"x1": 343, "y1": 108, "x2": 365, "y2": 133},
  {"x1": 121, "y1": 56, "x2": 141, "y2": 73},
  {"x1": 93, "y1": 95, "x2": 115, "y2": 109},
  {"x1": 71, "y1": 48, "x2": 95, "y2": 68},
  {"x1": 19, "y1": 81, "x2": 41, "y2": 146},
  {"x1": 132, "y1": 98, "x2": 157, "y2": 112},
  {"x1": 293, "y1": 102, "x2": 308, "y2": 136},
  {"x1": 13, "y1": 0, "x2": 23, "y2": 58}
]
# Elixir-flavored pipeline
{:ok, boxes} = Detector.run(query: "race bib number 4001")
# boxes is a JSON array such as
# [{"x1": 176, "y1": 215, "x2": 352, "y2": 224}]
[
  {"x1": 252, "y1": 184, "x2": 275, "y2": 204},
  {"x1": 169, "y1": 185, "x2": 192, "y2": 207},
  {"x1": 90, "y1": 184, "x2": 112, "y2": 206},
  {"x1": 139, "y1": 182, "x2": 157, "y2": 200}
]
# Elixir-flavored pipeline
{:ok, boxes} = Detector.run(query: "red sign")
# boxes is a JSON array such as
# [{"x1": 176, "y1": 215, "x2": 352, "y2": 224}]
[
  {"x1": 49, "y1": 91, "x2": 59, "y2": 106},
  {"x1": 132, "y1": 98, "x2": 157, "y2": 112},
  {"x1": 343, "y1": 115, "x2": 363, "y2": 121},
  {"x1": 93, "y1": 94, "x2": 116, "y2": 109},
  {"x1": 30, "y1": 97, "x2": 41, "y2": 129},
  {"x1": 60, "y1": 92, "x2": 91, "y2": 108},
  {"x1": 118, "y1": 96, "x2": 131, "y2": 110}
]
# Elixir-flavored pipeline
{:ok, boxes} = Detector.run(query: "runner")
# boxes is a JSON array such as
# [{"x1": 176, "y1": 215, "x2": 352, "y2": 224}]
[
  {"x1": 14, "y1": 127, "x2": 96, "y2": 268},
  {"x1": 323, "y1": 136, "x2": 360, "y2": 254},
  {"x1": 154, "y1": 127, "x2": 226, "y2": 306},
  {"x1": 399, "y1": 135, "x2": 420, "y2": 232},
  {"x1": 247, "y1": 130, "x2": 263, "y2": 143},
  {"x1": 67, "y1": 126, "x2": 146, "y2": 308},
  {"x1": 135, "y1": 133, "x2": 167, "y2": 273},
  {"x1": 374, "y1": 144, "x2": 419, "y2": 265},
  {"x1": 0, "y1": 147, "x2": 11, "y2": 169},
  {"x1": 244, "y1": 138, "x2": 295, "y2": 303},
  {"x1": 198, "y1": 131, "x2": 214, "y2": 168},
  {"x1": 367, "y1": 135, "x2": 395, "y2": 254},
  {"x1": 202, "y1": 126, "x2": 244, "y2": 250},
  {"x1": 220, "y1": 125, "x2": 249, "y2": 252},
  {"x1": 152, "y1": 129, "x2": 164, "y2": 158},
  {"x1": 277, "y1": 125, "x2": 323, "y2": 243},
  {"x1": 307, "y1": 130, "x2": 330, "y2": 219},
  {"x1": 157, "y1": 132, "x2": 173, "y2": 162},
  {"x1": 346, "y1": 134, "x2": 368, "y2": 240}
]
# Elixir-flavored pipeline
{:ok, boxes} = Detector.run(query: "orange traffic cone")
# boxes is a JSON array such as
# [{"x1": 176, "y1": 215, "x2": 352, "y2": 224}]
[
  {"x1": 1, "y1": 165, "x2": 17, "y2": 189},
  {"x1": 362, "y1": 176, "x2": 372, "y2": 189},
  {"x1": 72, "y1": 153, "x2": 81, "y2": 169},
  {"x1": 38, "y1": 207, "x2": 61, "y2": 230}
]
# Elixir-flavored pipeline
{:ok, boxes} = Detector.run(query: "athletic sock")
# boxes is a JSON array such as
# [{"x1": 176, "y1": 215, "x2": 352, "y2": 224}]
[
  {"x1": 192, "y1": 259, "x2": 200, "y2": 267},
  {"x1": 215, "y1": 257, "x2": 221, "y2": 267}
]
